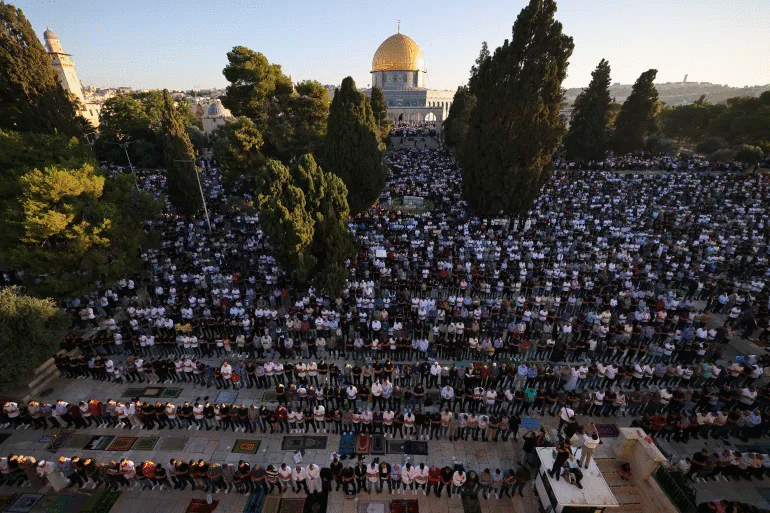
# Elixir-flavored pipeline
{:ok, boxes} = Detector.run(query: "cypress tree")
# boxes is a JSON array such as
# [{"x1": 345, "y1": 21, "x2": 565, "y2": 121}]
[
  {"x1": 611, "y1": 69, "x2": 660, "y2": 154},
  {"x1": 160, "y1": 89, "x2": 203, "y2": 216},
  {"x1": 563, "y1": 59, "x2": 612, "y2": 161},
  {"x1": 443, "y1": 85, "x2": 476, "y2": 154},
  {"x1": 0, "y1": 2, "x2": 84, "y2": 136},
  {"x1": 370, "y1": 85, "x2": 387, "y2": 126},
  {"x1": 323, "y1": 76, "x2": 386, "y2": 215},
  {"x1": 461, "y1": 0, "x2": 574, "y2": 216}
]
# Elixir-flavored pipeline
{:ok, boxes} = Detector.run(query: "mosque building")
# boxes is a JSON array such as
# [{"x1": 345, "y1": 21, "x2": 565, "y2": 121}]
[
  {"x1": 43, "y1": 29, "x2": 101, "y2": 127},
  {"x1": 368, "y1": 24, "x2": 455, "y2": 125}
]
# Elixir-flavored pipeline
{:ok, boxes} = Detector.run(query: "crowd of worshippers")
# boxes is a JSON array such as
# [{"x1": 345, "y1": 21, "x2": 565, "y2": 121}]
[{"x1": 0, "y1": 452, "x2": 533, "y2": 500}]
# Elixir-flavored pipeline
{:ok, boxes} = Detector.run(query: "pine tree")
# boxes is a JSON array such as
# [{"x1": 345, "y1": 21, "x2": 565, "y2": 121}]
[
  {"x1": 0, "y1": 3, "x2": 84, "y2": 136},
  {"x1": 323, "y1": 77, "x2": 386, "y2": 215},
  {"x1": 611, "y1": 69, "x2": 660, "y2": 154},
  {"x1": 563, "y1": 59, "x2": 612, "y2": 161},
  {"x1": 160, "y1": 89, "x2": 203, "y2": 216},
  {"x1": 461, "y1": 0, "x2": 574, "y2": 216}
]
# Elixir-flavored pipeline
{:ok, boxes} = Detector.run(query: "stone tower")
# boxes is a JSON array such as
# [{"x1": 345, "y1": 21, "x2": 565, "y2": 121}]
[{"x1": 44, "y1": 29, "x2": 86, "y2": 105}]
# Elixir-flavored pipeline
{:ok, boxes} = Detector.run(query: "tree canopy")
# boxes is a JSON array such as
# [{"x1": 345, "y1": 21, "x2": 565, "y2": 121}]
[
  {"x1": 255, "y1": 154, "x2": 355, "y2": 295},
  {"x1": 460, "y1": 0, "x2": 574, "y2": 216},
  {"x1": 220, "y1": 47, "x2": 329, "y2": 165},
  {"x1": 0, "y1": 2, "x2": 86, "y2": 136},
  {"x1": 0, "y1": 130, "x2": 160, "y2": 297},
  {"x1": 323, "y1": 76, "x2": 387, "y2": 215},
  {"x1": 96, "y1": 90, "x2": 203, "y2": 167},
  {"x1": 161, "y1": 89, "x2": 204, "y2": 217},
  {"x1": 563, "y1": 59, "x2": 613, "y2": 161},
  {"x1": 611, "y1": 69, "x2": 660, "y2": 154},
  {"x1": 0, "y1": 287, "x2": 68, "y2": 391},
  {"x1": 443, "y1": 85, "x2": 476, "y2": 157}
]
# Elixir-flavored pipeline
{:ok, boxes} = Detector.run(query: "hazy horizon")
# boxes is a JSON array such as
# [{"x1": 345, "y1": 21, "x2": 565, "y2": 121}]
[{"x1": 16, "y1": 0, "x2": 770, "y2": 92}]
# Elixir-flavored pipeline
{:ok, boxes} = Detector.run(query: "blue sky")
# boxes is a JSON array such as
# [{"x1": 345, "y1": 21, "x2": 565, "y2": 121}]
[{"x1": 16, "y1": 0, "x2": 770, "y2": 91}]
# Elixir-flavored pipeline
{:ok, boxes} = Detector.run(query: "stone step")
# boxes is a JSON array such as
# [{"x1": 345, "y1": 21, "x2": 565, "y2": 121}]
[{"x1": 23, "y1": 372, "x2": 60, "y2": 402}]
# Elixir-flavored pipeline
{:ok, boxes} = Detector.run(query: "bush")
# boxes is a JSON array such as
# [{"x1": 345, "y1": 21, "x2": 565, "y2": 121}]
[
  {"x1": 711, "y1": 148, "x2": 737, "y2": 162},
  {"x1": 696, "y1": 137, "x2": 728, "y2": 155},
  {"x1": 644, "y1": 133, "x2": 679, "y2": 155},
  {"x1": 733, "y1": 144, "x2": 764, "y2": 164}
]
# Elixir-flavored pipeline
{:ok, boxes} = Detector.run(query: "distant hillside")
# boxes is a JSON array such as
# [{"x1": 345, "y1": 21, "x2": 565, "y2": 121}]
[{"x1": 564, "y1": 82, "x2": 770, "y2": 106}]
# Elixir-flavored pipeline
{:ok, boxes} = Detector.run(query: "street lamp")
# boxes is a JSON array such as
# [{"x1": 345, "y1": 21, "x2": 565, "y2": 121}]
[
  {"x1": 173, "y1": 157, "x2": 212, "y2": 232},
  {"x1": 104, "y1": 138, "x2": 139, "y2": 190}
]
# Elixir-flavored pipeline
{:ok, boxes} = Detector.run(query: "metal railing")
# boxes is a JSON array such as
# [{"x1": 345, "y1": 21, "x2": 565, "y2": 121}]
[{"x1": 653, "y1": 467, "x2": 697, "y2": 513}]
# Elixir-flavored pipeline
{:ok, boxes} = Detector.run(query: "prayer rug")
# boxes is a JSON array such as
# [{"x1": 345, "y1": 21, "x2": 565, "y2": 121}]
[
  {"x1": 278, "y1": 498, "x2": 306, "y2": 513},
  {"x1": 5, "y1": 493, "x2": 42, "y2": 513},
  {"x1": 358, "y1": 501, "x2": 388, "y2": 513},
  {"x1": 160, "y1": 436, "x2": 188, "y2": 451},
  {"x1": 37, "y1": 435, "x2": 53, "y2": 444},
  {"x1": 121, "y1": 388, "x2": 143, "y2": 398},
  {"x1": 160, "y1": 387, "x2": 183, "y2": 398},
  {"x1": 0, "y1": 433, "x2": 11, "y2": 446},
  {"x1": 356, "y1": 433, "x2": 371, "y2": 455},
  {"x1": 62, "y1": 434, "x2": 92, "y2": 449},
  {"x1": 185, "y1": 499, "x2": 219, "y2": 513},
  {"x1": 387, "y1": 440, "x2": 406, "y2": 454},
  {"x1": 46, "y1": 429, "x2": 75, "y2": 453},
  {"x1": 338, "y1": 432, "x2": 355, "y2": 458},
  {"x1": 261, "y1": 390, "x2": 278, "y2": 402},
  {"x1": 520, "y1": 417, "x2": 541, "y2": 430},
  {"x1": 302, "y1": 436, "x2": 327, "y2": 450},
  {"x1": 141, "y1": 386, "x2": 164, "y2": 397},
  {"x1": 232, "y1": 439, "x2": 261, "y2": 454},
  {"x1": 216, "y1": 390, "x2": 239, "y2": 404},
  {"x1": 133, "y1": 436, "x2": 159, "y2": 451},
  {"x1": 757, "y1": 488, "x2": 770, "y2": 504},
  {"x1": 262, "y1": 496, "x2": 281, "y2": 513},
  {"x1": 105, "y1": 436, "x2": 137, "y2": 452},
  {"x1": 83, "y1": 435, "x2": 114, "y2": 451},
  {"x1": 390, "y1": 500, "x2": 418, "y2": 513},
  {"x1": 282, "y1": 436, "x2": 304, "y2": 451},
  {"x1": 45, "y1": 494, "x2": 74, "y2": 513},
  {"x1": 595, "y1": 424, "x2": 620, "y2": 438},
  {"x1": 461, "y1": 494, "x2": 482, "y2": 513},
  {"x1": 243, "y1": 491, "x2": 265, "y2": 513},
  {"x1": 83, "y1": 490, "x2": 122, "y2": 513},
  {"x1": 370, "y1": 434, "x2": 386, "y2": 455},
  {"x1": 403, "y1": 441, "x2": 428, "y2": 456},
  {"x1": 303, "y1": 492, "x2": 327, "y2": 513},
  {"x1": 60, "y1": 493, "x2": 90, "y2": 513}
]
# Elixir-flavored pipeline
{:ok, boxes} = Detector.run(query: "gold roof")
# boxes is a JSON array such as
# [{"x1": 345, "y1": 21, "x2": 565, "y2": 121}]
[{"x1": 372, "y1": 33, "x2": 425, "y2": 72}]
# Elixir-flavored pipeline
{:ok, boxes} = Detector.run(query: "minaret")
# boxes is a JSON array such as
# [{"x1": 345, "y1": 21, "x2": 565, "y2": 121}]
[{"x1": 43, "y1": 29, "x2": 85, "y2": 105}]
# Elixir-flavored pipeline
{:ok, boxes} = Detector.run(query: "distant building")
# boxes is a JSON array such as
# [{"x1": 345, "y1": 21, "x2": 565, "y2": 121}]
[
  {"x1": 43, "y1": 29, "x2": 101, "y2": 126},
  {"x1": 195, "y1": 99, "x2": 233, "y2": 135},
  {"x1": 365, "y1": 25, "x2": 454, "y2": 125}
]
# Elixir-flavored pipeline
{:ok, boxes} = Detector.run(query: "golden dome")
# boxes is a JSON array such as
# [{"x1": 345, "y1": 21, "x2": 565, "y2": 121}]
[{"x1": 372, "y1": 33, "x2": 425, "y2": 72}]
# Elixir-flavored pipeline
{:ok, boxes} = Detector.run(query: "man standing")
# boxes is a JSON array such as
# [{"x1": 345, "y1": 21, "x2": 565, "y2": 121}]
[
  {"x1": 580, "y1": 423, "x2": 601, "y2": 468},
  {"x1": 548, "y1": 440, "x2": 574, "y2": 481}
]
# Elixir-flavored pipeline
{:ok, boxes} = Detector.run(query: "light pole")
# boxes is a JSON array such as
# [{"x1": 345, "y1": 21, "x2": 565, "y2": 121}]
[
  {"x1": 104, "y1": 138, "x2": 139, "y2": 190},
  {"x1": 174, "y1": 157, "x2": 212, "y2": 232}
]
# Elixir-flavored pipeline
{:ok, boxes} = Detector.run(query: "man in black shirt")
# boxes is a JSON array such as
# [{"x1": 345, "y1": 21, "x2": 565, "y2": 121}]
[{"x1": 436, "y1": 466, "x2": 454, "y2": 498}]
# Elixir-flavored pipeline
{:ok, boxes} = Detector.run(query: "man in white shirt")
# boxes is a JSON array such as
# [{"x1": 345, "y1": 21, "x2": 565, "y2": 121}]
[
  {"x1": 580, "y1": 423, "x2": 601, "y2": 468},
  {"x1": 306, "y1": 463, "x2": 321, "y2": 494},
  {"x1": 292, "y1": 465, "x2": 309, "y2": 494}
]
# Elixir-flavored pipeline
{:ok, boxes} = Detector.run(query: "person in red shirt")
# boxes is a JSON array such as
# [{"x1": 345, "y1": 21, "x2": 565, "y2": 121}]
[{"x1": 427, "y1": 465, "x2": 441, "y2": 496}]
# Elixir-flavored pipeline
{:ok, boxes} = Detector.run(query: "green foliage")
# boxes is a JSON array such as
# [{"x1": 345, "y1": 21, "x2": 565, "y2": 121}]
[
  {"x1": 460, "y1": 0, "x2": 574, "y2": 216},
  {"x1": 0, "y1": 3, "x2": 85, "y2": 136},
  {"x1": 212, "y1": 116, "x2": 266, "y2": 185},
  {"x1": 733, "y1": 144, "x2": 763, "y2": 164},
  {"x1": 660, "y1": 102, "x2": 725, "y2": 143},
  {"x1": 563, "y1": 59, "x2": 612, "y2": 161},
  {"x1": 161, "y1": 90, "x2": 204, "y2": 216},
  {"x1": 323, "y1": 76, "x2": 387, "y2": 215},
  {"x1": 706, "y1": 95, "x2": 770, "y2": 152},
  {"x1": 0, "y1": 287, "x2": 68, "y2": 391},
  {"x1": 443, "y1": 86, "x2": 476, "y2": 156},
  {"x1": 255, "y1": 155, "x2": 355, "y2": 295},
  {"x1": 370, "y1": 85, "x2": 387, "y2": 125},
  {"x1": 96, "y1": 91, "x2": 203, "y2": 167},
  {"x1": 643, "y1": 133, "x2": 679, "y2": 155},
  {"x1": 220, "y1": 48, "x2": 329, "y2": 164},
  {"x1": 695, "y1": 136, "x2": 729, "y2": 155},
  {"x1": 611, "y1": 69, "x2": 660, "y2": 154},
  {"x1": 711, "y1": 148, "x2": 737, "y2": 162}
]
